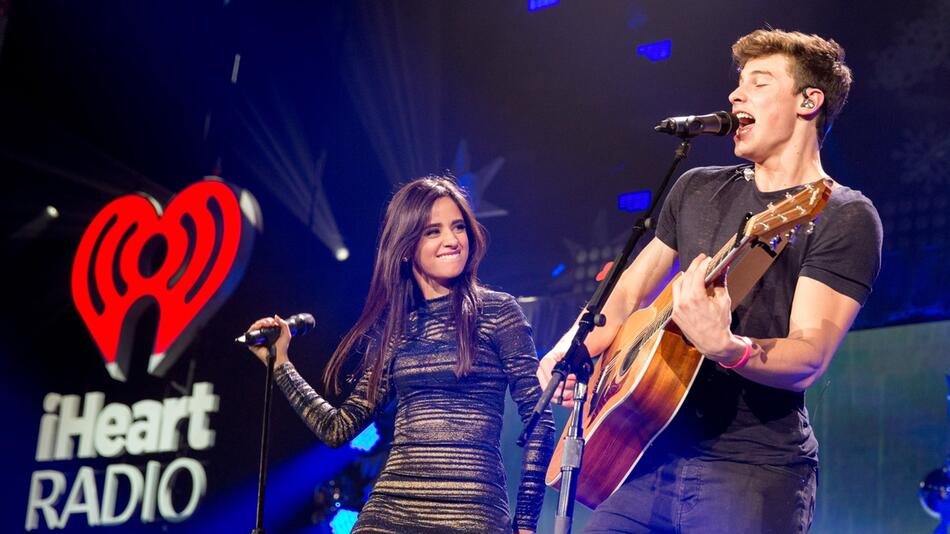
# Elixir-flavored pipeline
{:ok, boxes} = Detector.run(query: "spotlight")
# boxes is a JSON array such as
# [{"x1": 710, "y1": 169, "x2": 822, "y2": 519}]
[
  {"x1": 348, "y1": 423, "x2": 380, "y2": 453},
  {"x1": 329, "y1": 509, "x2": 359, "y2": 534},
  {"x1": 11, "y1": 206, "x2": 58, "y2": 239},
  {"x1": 334, "y1": 247, "x2": 350, "y2": 262},
  {"x1": 527, "y1": 0, "x2": 559, "y2": 11},
  {"x1": 636, "y1": 40, "x2": 672, "y2": 62},
  {"x1": 618, "y1": 190, "x2": 651, "y2": 212},
  {"x1": 567, "y1": 242, "x2": 623, "y2": 295}
]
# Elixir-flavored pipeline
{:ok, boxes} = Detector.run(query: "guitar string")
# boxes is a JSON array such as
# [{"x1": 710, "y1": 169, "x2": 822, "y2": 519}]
[
  {"x1": 592, "y1": 237, "x2": 736, "y2": 398},
  {"x1": 589, "y1": 183, "x2": 824, "y2": 401}
]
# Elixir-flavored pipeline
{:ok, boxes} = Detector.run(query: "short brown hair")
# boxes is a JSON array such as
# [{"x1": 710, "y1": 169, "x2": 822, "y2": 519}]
[{"x1": 732, "y1": 29, "x2": 852, "y2": 143}]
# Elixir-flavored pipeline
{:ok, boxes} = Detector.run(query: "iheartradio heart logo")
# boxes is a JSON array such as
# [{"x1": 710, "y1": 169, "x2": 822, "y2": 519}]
[{"x1": 71, "y1": 179, "x2": 260, "y2": 381}]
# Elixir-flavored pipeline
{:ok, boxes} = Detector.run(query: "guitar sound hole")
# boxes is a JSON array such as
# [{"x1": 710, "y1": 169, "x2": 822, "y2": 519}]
[{"x1": 617, "y1": 342, "x2": 642, "y2": 376}]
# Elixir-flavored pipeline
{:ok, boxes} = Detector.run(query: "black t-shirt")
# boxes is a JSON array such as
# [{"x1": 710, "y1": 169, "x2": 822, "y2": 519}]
[{"x1": 650, "y1": 164, "x2": 882, "y2": 466}]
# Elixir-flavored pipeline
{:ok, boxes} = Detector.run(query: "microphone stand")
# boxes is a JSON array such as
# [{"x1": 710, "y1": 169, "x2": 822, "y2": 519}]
[
  {"x1": 251, "y1": 342, "x2": 278, "y2": 534},
  {"x1": 519, "y1": 137, "x2": 693, "y2": 534}
]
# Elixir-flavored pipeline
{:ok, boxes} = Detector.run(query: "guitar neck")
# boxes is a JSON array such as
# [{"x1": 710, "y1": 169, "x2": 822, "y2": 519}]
[
  {"x1": 632, "y1": 232, "x2": 756, "y2": 351},
  {"x1": 703, "y1": 233, "x2": 753, "y2": 288}
]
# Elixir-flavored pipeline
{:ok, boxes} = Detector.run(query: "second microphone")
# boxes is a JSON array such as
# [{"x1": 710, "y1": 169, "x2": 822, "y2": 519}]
[{"x1": 235, "y1": 313, "x2": 316, "y2": 346}]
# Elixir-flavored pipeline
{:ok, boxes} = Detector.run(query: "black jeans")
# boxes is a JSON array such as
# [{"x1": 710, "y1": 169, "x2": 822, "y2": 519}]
[{"x1": 584, "y1": 455, "x2": 817, "y2": 533}]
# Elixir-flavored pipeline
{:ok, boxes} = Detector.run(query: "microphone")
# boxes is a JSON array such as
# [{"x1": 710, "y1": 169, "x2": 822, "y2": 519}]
[
  {"x1": 654, "y1": 111, "x2": 739, "y2": 138},
  {"x1": 235, "y1": 313, "x2": 316, "y2": 346}
]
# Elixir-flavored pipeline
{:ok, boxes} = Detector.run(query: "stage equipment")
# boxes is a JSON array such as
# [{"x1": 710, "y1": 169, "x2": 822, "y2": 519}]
[
  {"x1": 518, "y1": 125, "x2": 698, "y2": 534},
  {"x1": 919, "y1": 374, "x2": 950, "y2": 534},
  {"x1": 240, "y1": 312, "x2": 314, "y2": 534}
]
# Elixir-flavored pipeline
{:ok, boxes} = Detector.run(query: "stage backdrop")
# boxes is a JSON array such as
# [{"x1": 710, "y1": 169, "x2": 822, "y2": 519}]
[{"x1": 3, "y1": 0, "x2": 949, "y2": 532}]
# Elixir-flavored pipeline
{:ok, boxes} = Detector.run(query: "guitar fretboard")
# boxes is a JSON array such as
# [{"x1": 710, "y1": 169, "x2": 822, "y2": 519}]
[{"x1": 613, "y1": 235, "x2": 738, "y2": 377}]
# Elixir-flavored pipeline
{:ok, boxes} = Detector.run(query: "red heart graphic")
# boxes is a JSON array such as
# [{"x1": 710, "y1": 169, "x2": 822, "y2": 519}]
[{"x1": 71, "y1": 179, "x2": 259, "y2": 381}]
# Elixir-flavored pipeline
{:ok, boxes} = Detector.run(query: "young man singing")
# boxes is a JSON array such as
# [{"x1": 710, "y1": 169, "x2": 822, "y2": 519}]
[{"x1": 538, "y1": 29, "x2": 882, "y2": 533}]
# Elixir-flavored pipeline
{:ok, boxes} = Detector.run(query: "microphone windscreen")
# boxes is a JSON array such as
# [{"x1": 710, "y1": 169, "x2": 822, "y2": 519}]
[
  {"x1": 287, "y1": 313, "x2": 316, "y2": 336},
  {"x1": 715, "y1": 111, "x2": 740, "y2": 136}
]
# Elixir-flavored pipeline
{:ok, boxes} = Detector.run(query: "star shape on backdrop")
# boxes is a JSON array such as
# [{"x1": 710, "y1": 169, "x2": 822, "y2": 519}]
[{"x1": 451, "y1": 139, "x2": 508, "y2": 219}]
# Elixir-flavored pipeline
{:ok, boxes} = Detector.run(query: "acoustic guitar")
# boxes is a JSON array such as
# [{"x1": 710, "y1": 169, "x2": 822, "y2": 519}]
[{"x1": 546, "y1": 178, "x2": 832, "y2": 509}]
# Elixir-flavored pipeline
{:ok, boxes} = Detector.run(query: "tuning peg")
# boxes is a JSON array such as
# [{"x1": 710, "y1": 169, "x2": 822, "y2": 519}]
[
  {"x1": 770, "y1": 235, "x2": 782, "y2": 250},
  {"x1": 788, "y1": 226, "x2": 799, "y2": 245},
  {"x1": 806, "y1": 220, "x2": 816, "y2": 235}
]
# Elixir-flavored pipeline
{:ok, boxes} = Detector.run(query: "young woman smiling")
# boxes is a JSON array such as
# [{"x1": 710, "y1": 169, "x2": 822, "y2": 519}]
[{"x1": 247, "y1": 176, "x2": 554, "y2": 534}]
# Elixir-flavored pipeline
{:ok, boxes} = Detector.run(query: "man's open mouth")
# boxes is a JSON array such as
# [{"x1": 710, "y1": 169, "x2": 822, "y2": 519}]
[{"x1": 735, "y1": 111, "x2": 756, "y2": 135}]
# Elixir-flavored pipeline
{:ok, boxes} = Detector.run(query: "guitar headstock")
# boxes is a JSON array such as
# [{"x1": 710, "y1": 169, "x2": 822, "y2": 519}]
[{"x1": 744, "y1": 178, "x2": 832, "y2": 246}]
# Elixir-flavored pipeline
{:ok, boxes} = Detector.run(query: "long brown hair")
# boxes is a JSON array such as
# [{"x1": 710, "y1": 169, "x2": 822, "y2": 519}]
[{"x1": 323, "y1": 175, "x2": 487, "y2": 407}]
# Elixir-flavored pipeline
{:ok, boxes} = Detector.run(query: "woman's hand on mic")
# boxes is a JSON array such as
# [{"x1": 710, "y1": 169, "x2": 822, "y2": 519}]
[{"x1": 246, "y1": 315, "x2": 291, "y2": 367}]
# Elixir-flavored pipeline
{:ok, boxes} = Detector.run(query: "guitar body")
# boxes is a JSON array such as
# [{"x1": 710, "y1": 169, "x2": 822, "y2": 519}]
[{"x1": 545, "y1": 278, "x2": 704, "y2": 509}]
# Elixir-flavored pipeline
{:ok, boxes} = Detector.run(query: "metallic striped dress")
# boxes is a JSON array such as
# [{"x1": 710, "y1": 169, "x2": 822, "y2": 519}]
[{"x1": 274, "y1": 289, "x2": 555, "y2": 533}]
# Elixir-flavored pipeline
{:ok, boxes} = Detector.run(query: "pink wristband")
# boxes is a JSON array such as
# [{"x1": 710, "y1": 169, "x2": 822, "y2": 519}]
[{"x1": 719, "y1": 336, "x2": 753, "y2": 369}]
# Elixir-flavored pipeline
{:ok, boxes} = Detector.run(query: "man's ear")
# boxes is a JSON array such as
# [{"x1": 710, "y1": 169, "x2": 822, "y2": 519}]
[{"x1": 799, "y1": 87, "x2": 825, "y2": 118}]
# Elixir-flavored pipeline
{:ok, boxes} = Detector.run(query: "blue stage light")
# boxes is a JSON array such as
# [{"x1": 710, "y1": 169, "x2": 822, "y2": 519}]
[
  {"x1": 626, "y1": 10, "x2": 647, "y2": 30},
  {"x1": 636, "y1": 40, "x2": 672, "y2": 62},
  {"x1": 551, "y1": 263, "x2": 566, "y2": 278},
  {"x1": 528, "y1": 0, "x2": 559, "y2": 11},
  {"x1": 618, "y1": 190, "x2": 651, "y2": 212},
  {"x1": 329, "y1": 509, "x2": 359, "y2": 534},
  {"x1": 348, "y1": 423, "x2": 380, "y2": 452}
]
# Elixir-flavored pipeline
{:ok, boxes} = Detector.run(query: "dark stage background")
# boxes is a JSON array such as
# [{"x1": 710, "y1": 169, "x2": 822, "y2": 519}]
[{"x1": 1, "y1": 1, "x2": 948, "y2": 532}]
